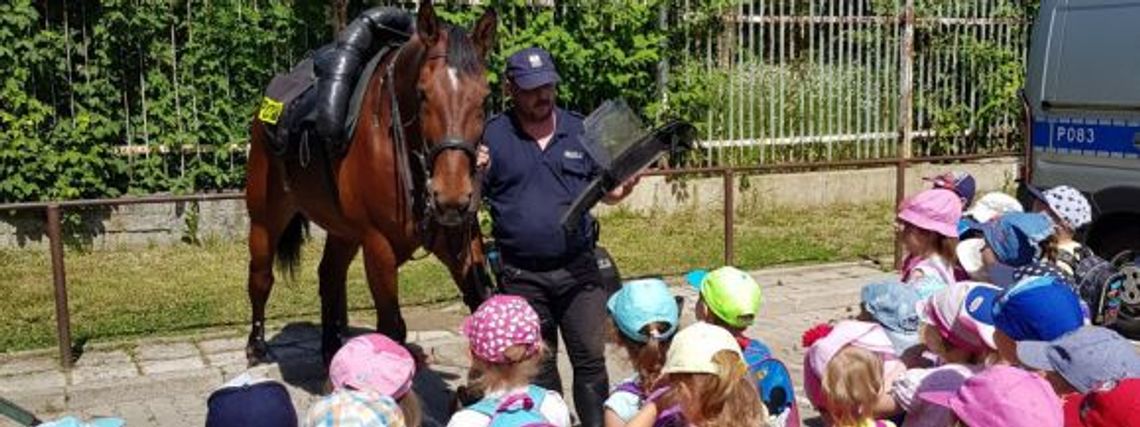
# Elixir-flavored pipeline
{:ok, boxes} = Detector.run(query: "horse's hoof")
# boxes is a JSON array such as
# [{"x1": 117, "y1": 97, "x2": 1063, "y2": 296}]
[{"x1": 246, "y1": 341, "x2": 272, "y2": 367}]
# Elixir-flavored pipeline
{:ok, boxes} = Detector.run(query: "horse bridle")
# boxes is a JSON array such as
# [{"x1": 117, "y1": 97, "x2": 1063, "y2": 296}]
[{"x1": 384, "y1": 43, "x2": 482, "y2": 246}]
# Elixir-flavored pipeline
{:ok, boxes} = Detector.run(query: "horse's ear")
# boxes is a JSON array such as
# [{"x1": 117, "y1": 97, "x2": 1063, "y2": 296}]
[
  {"x1": 470, "y1": 9, "x2": 498, "y2": 60},
  {"x1": 416, "y1": 0, "x2": 440, "y2": 46}
]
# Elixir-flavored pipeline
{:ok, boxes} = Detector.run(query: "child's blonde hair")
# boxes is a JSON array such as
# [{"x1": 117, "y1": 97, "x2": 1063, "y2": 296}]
[
  {"x1": 656, "y1": 350, "x2": 767, "y2": 426},
  {"x1": 610, "y1": 320, "x2": 672, "y2": 392},
  {"x1": 470, "y1": 343, "x2": 548, "y2": 394},
  {"x1": 823, "y1": 346, "x2": 882, "y2": 426}
]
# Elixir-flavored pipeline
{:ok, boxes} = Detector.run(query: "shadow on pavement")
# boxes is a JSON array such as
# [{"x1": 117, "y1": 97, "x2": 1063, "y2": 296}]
[{"x1": 264, "y1": 322, "x2": 457, "y2": 425}]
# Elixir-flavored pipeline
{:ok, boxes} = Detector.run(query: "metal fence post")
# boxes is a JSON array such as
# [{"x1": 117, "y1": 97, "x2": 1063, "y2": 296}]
[
  {"x1": 723, "y1": 169, "x2": 735, "y2": 266},
  {"x1": 656, "y1": 1, "x2": 669, "y2": 110},
  {"x1": 46, "y1": 205, "x2": 73, "y2": 368},
  {"x1": 895, "y1": 0, "x2": 916, "y2": 270}
]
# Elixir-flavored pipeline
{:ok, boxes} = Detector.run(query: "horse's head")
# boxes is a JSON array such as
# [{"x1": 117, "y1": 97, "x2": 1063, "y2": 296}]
[{"x1": 411, "y1": 2, "x2": 496, "y2": 227}]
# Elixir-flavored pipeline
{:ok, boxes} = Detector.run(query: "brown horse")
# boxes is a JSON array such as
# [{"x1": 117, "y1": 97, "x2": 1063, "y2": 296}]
[{"x1": 244, "y1": 2, "x2": 497, "y2": 365}]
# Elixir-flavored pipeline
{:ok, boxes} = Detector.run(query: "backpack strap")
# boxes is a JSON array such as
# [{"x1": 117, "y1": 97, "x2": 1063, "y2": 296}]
[
  {"x1": 467, "y1": 394, "x2": 501, "y2": 418},
  {"x1": 644, "y1": 386, "x2": 685, "y2": 427},
  {"x1": 467, "y1": 386, "x2": 547, "y2": 419},
  {"x1": 1057, "y1": 249, "x2": 1082, "y2": 272},
  {"x1": 613, "y1": 380, "x2": 644, "y2": 399}
]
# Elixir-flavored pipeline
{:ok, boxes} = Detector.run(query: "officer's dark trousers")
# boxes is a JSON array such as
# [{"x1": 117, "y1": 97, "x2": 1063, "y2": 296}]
[{"x1": 500, "y1": 253, "x2": 609, "y2": 427}]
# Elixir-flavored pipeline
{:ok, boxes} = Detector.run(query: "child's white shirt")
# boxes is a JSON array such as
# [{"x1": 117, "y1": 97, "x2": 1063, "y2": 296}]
[
  {"x1": 446, "y1": 386, "x2": 571, "y2": 427},
  {"x1": 604, "y1": 375, "x2": 643, "y2": 422}
]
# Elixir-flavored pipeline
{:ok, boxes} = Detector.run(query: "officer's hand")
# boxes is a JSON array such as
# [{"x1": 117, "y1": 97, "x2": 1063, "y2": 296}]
[{"x1": 476, "y1": 145, "x2": 490, "y2": 170}]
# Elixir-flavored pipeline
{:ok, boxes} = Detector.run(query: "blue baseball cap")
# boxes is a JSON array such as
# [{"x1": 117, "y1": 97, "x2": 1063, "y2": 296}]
[
  {"x1": 1017, "y1": 326, "x2": 1140, "y2": 393},
  {"x1": 992, "y1": 276, "x2": 1084, "y2": 342},
  {"x1": 967, "y1": 212, "x2": 1054, "y2": 267},
  {"x1": 607, "y1": 278, "x2": 680, "y2": 343},
  {"x1": 506, "y1": 47, "x2": 561, "y2": 90}
]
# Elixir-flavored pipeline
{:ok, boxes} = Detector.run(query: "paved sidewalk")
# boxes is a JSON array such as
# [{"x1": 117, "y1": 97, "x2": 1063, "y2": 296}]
[{"x1": 1, "y1": 262, "x2": 892, "y2": 426}]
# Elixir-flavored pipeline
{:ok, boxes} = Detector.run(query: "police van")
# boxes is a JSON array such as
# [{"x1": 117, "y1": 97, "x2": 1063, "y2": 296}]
[{"x1": 1023, "y1": 0, "x2": 1140, "y2": 260}]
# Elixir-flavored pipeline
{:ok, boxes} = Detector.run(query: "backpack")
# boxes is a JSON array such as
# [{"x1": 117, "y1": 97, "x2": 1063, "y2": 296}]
[
  {"x1": 468, "y1": 385, "x2": 558, "y2": 427},
  {"x1": 742, "y1": 339, "x2": 802, "y2": 427},
  {"x1": 1056, "y1": 247, "x2": 1135, "y2": 326}
]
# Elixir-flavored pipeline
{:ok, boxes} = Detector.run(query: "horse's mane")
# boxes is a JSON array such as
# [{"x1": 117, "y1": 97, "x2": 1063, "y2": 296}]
[{"x1": 443, "y1": 24, "x2": 483, "y2": 75}]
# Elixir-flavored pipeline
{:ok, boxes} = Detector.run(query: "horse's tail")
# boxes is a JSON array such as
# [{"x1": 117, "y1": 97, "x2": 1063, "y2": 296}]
[{"x1": 275, "y1": 214, "x2": 309, "y2": 279}]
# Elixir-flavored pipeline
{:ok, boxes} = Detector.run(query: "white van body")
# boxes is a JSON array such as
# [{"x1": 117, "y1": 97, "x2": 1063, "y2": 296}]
[{"x1": 1024, "y1": 0, "x2": 1140, "y2": 258}]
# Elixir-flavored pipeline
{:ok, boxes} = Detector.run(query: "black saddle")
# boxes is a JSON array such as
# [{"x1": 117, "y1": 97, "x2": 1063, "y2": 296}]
[{"x1": 257, "y1": 7, "x2": 412, "y2": 159}]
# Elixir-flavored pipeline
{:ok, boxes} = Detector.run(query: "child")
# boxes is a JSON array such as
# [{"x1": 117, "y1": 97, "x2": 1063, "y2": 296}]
[
  {"x1": 688, "y1": 266, "x2": 799, "y2": 425},
  {"x1": 919, "y1": 365, "x2": 1062, "y2": 427},
  {"x1": 448, "y1": 295, "x2": 571, "y2": 427},
  {"x1": 1062, "y1": 378, "x2": 1140, "y2": 427},
  {"x1": 625, "y1": 322, "x2": 766, "y2": 427},
  {"x1": 327, "y1": 333, "x2": 421, "y2": 426},
  {"x1": 306, "y1": 389, "x2": 406, "y2": 426},
  {"x1": 604, "y1": 278, "x2": 681, "y2": 427},
  {"x1": 897, "y1": 189, "x2": 963, "y2": 286},
  {"x1": 957, "y1": 212, "x2": 1058, "y2": 287},
  {"x1": 1027, "y1": 185, "x2": 1092, "y2": 272},
  {"x1": 962, "y1": 192, "x2": 1023, "y2": 225},
  {"x1": 824, "y1": 346, "x2": 897, "y2": 427},
  {"x1": 208, "y1": 372, "x2": 299, "y2": 427},
  {"x1": 859, "y1": 281, "x2": 922, "y2": 359},
  {"x1": 987, "y1": 275, "x2": 1085, "y2": 365},
  {"x1": 885, "y1": 281, "x2": 1001, "y2": 427},
  {"x1": 803, "y1": 321, "x2": 905, "y2": 426},
  {"x1": 1015, "y1": 326, "x2": 1140, "y2": 403},
  {"x1": 925, "y1": 171, "x2": 976, "y2": 210}
]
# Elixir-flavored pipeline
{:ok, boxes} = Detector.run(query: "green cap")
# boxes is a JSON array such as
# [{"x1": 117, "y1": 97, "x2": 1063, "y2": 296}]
[{"x1": 689, "y1": 266, "x2": 762, "y2": 328}]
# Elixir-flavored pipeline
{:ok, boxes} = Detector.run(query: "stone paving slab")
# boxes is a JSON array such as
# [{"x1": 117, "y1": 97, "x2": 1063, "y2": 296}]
[{"x1": 1, "y1": 262, "x2": 891, "y2": 426}]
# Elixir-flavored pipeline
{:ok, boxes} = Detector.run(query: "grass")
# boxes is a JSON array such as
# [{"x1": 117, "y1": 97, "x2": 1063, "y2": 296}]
[{"x1": 0, "y1": 202, "x2": 894, "y2": 353}]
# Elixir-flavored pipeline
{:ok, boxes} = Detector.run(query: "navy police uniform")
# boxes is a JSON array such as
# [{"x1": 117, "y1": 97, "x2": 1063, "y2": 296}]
[{"x1": 482, "y1": 107, "x2": 609, "y2": 427}]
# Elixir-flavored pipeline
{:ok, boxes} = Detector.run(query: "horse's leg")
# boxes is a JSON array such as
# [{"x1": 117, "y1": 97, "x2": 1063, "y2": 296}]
[
  {"x1": 318, "y1": 235, "x2": 360, "y2": 365},
  {"x1": 245, "y1": 122, "x2": 295, "y2": 366},
  {"x1": 361, "y1": 231, "x2": 407, "y2": 342},
  {"x1": 434, "y1": 226, "x2": 495, "y2": 313}
]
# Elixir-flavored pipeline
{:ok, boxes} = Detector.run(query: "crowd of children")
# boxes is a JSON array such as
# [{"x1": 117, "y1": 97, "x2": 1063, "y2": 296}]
[{"x1": 190, "y1": 172, "x2": 1140, "y2": 427}]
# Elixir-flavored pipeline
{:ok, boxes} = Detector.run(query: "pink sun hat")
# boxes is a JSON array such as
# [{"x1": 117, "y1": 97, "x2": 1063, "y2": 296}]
[
  {"x1": 328, "y1": 333, "x2": 415, "y2": 398},
  {"x1": 462, "y1": 295, "x2": 542, "y2": 364},
  {"x1": 920, "y1": 365, "x2": 1062, "y2": 427},
  {"x1": 898, "y1": 189, "x2": 964, "y2": 238}
]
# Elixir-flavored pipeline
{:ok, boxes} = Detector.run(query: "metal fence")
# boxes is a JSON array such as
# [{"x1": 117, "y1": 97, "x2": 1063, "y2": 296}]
[{"x1": 675, "y1": 0, "x2": 1029, "y2": 167}]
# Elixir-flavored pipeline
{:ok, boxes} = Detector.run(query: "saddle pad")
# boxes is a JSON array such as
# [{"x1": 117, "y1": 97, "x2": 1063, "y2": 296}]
[{"x1": 343, "y1": 44, "x2": 398, "y2": 145}]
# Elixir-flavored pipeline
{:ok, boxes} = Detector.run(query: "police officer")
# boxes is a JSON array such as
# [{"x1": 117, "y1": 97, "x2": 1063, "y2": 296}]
[{"x1": 476, "y1": 47, "x2": 637, "y2": 426}]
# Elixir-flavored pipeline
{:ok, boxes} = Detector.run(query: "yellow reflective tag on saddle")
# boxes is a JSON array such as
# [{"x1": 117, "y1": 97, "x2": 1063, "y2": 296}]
[{"x1": 258, "y1": 97, "x2": 284, "y2": 125}]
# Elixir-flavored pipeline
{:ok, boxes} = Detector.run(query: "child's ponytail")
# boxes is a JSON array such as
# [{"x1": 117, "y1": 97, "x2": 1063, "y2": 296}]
[{"x1": 635, "y1": 323, "x2": 671, "y2": 392}]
